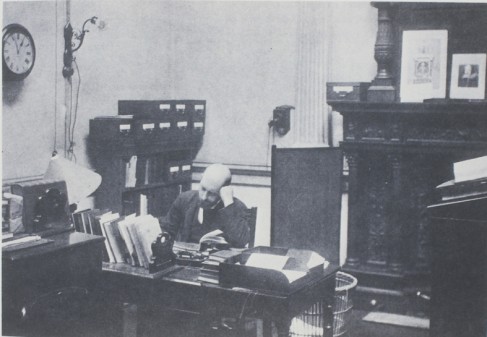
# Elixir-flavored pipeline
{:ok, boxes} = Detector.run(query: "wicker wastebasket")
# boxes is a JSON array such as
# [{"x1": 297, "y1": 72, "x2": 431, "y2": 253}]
[
  {"x1": 332, "y1": 271, "x2": 357, "y2": 336},
  {"x1": 289, "y1": 271, "x2": 358, "y2": 337}
]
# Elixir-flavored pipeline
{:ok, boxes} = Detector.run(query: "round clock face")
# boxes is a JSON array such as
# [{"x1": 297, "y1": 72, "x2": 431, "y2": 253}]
[{"x1": 2, "y1": 24, "x2": 36, "y2": 80}]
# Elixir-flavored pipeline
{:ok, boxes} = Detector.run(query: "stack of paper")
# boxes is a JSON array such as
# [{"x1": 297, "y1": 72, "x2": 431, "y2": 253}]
[
  {"x1": 245, "y1": 253, "x2": 306, "y2": 283},
  {"x1": 453, "y1": 156, "x2": 487, "y2": 183}
]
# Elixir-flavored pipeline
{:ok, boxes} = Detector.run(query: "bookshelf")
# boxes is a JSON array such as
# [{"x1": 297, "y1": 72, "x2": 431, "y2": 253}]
[{"x1": 89, "y1": 100, "x2": 205, "y2": 218}]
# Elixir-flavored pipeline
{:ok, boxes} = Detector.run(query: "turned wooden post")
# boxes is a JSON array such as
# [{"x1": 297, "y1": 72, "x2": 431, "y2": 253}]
[{"x1": 368, "y1": 2, "x2": 396, "y2": 102}]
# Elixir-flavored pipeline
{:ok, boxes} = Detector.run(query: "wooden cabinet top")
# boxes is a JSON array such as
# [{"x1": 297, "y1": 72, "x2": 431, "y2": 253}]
[
  {"x1": 328, "y1": 101, "x2": 487, "y2": 115},
  {"x1": 3, "y1": 231, "x2": 105, "y2": 262}
]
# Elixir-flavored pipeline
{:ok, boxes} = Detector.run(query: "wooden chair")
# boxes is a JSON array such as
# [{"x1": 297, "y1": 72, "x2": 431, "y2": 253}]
[
  {"x1": 213, "y1": 207, "x2": 258, "y2": 336},
  {"x1": 247, "y1": 207, "x2": 258, "y2": 248}
]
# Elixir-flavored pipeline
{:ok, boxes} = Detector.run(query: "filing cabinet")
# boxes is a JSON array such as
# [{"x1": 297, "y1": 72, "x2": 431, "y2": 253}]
[
  {"x1": 89, "y1": 100, "x2": 204, "y2": 218},
  {"x1": 89, "y1": 117, "x2": 133, "y2": 146},
  {"x1": 191, "y1": 103, "x2": 206, "y2": 136},
  {"x1": 166, "y1": 160, "x2": 192, "y2": 183},
  {"x1": 118, "y1": 99, "x2": 206, "y2": 142}
]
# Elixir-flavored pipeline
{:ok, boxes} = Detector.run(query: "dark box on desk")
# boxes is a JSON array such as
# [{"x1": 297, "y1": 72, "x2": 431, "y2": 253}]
[
  {"x1": 219, "y1": 246, "x2": 324, "y2": 293},
  {"x1": 10, "y1": 180, "x2": 71, "y2": 234},
  {"x1": 327, "y1": 82, "x2": 370, "y2": 102}
]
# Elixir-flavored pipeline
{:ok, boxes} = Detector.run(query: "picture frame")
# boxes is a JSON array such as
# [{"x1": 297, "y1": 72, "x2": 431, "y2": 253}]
[
  {"x1": 400, "y1": 30, "x2": 448, "y2": 102},
  {"x1": 449, "y1": 53, "x2": 486, "y2": 100}
]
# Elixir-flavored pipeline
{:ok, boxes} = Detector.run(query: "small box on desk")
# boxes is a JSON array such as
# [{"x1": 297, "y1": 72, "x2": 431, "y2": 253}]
[
  {"x1": 327, "y1": 82, "x2": 370, "y2": 102},
  {"x1": 10, "y1": 180, "x2": 71, "y2": 235},
  {"x1": 219, "y1": 246, "x2": 327, "y2": 293}
]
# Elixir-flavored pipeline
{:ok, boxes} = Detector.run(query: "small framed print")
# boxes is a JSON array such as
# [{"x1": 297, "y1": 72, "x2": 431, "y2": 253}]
[
  {"x1": 400, "y1": 30, "x2": 448, "y2": 102},
  {"x1": 450, "y1": 53, "x2": 486, "y2": 100}
]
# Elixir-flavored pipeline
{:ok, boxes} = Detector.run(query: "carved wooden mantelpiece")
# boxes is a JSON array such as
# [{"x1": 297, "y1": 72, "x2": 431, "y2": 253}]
[
  {"x1": 338, "y1": 102, "x2": 487, "y2": 145},
  {"x1": 330, "y1": 101, "x2": 487, "y2": 312}
]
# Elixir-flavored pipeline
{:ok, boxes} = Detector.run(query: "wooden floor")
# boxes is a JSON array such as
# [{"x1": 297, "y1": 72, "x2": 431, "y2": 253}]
[
  {"x1": 20, "y1": 305, "x2": 429, "y2": 337},
  {"x1": 138, "y1": 309, "x2": 430, "y2": 337},
  {"x1": 348, "y1": 310, "x2": 429, "y2": 337}
]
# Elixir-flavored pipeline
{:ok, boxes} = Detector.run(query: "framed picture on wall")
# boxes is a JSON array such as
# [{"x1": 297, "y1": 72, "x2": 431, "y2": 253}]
[
  {"x1": 400, "y1": 30, "x2": 448, "y2": 102},
  {"x1": 450, "y1": 53, "x2": 486, "y2": 100}
]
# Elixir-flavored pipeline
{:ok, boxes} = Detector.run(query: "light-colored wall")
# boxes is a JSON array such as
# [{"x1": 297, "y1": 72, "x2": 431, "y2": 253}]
[
  {"x1": 2, "y1": 1, "x2": 63, "y2": 181},
  {"x1": 3, "y1": 0, "x2": 377, "y2": 180},
  {"x1": 3, "y1": 1, "x2": 377, "y2": 263},
  {"x1": 328, "y1": 2, "x2": 377, "y2": 82}
]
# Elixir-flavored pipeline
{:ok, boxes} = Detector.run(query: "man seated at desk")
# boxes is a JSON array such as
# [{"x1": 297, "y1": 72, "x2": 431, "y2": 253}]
[{"x1": 160, "y1": 163, "x2": 250, "y2": 248}]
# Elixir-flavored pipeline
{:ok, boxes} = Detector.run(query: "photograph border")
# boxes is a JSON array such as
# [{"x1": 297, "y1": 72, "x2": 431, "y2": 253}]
[
  {"x1": 400, "y1": 30, "x2": 448, "y2": 103},
  {"x1": 450, "y1": 53, "x2": 486, "y2": 100}
]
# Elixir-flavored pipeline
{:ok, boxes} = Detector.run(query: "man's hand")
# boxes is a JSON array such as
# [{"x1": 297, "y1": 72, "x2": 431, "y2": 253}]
[{"x1": 219, "y1": 185, "x2": 234, "y2": 207}]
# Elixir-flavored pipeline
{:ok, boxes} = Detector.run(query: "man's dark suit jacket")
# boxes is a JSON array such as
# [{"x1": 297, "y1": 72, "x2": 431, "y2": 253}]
[{"x1": 161, "y1": 190, "x2": 251, "y2": 248}]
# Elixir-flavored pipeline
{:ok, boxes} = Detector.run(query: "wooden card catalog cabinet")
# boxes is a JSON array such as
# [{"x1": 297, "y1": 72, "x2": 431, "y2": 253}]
[{"x1": 329, "y1": 101, "x2": 487, "y2": 313}]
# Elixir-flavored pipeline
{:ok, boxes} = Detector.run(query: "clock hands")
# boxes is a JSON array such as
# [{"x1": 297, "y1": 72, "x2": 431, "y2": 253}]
[{"x1": 13, "y1": 36, "x2": 20, "y2": 54}]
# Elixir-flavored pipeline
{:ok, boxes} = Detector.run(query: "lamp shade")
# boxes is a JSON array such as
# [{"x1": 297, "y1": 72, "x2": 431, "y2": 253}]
[{"x1": 44, "y1": 155, "x2": 102, "y2": 205}]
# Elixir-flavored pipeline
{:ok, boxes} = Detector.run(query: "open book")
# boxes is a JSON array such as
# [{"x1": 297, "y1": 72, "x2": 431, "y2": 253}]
[{"x1": 199, "y1": 229, "x2": 230, "y2": 251}]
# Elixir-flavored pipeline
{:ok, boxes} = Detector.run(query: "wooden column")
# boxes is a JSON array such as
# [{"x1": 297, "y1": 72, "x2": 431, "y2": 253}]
[
  {"x1": 389, "y1": 154, "x2": 404, "y2": 272},
  {"x1": 344, "y1": 151, "x2": 361, "y2": 267},
  {"x1": 367, "y1": 2, "x2": 396, "y2": 102},
  {"x1": 293, "y1": 2, "x2": 329, "y2": 146}
]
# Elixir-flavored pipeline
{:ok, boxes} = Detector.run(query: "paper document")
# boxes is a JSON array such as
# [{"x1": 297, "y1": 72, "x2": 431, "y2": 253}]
[
  {"x1": 453, "y1": 156, "x2": 487, "y2": 183},
  {"x1": 281, "y1": 270, "x2": 307, "y2": 283},
  {"x1": 2, "y1": 235, "x2": 41, "y2": 248},
  {"x1": 245, "y1": 253, "x2": 289, "y2": 270},
  {"x1": 306, "y1": 251, "x2": 329, "y2": 269},
  {"x1": 199, "y1": 229, "x2": 223, "y2": 243}
]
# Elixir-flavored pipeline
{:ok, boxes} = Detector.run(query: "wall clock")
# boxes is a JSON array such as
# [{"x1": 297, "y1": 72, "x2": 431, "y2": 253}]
[{"x1": 2, "y1": 24, "x2": 36, "y2": 81}]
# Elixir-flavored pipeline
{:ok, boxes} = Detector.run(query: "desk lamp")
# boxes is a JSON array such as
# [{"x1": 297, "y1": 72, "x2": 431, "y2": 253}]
[
  {"x1": 7, "y1": 155, "x2": 101, "y2": 235},
  {"x1": 44, "y1": 153, "x2": 102, "y2": 207}
]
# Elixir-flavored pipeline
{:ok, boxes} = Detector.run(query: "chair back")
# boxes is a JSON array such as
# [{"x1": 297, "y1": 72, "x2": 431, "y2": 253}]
[{"x1": 247, "y1": 207, "x2": 257, "y2": 248}]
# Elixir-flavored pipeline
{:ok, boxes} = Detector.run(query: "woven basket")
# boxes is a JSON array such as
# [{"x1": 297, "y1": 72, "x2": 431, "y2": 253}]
[
  {"x1": 333, "y1": 271, "x2": 357, "y2": 336},
  {"x1": 289, "y1": 271, "x2": 358, "y2": 337}
]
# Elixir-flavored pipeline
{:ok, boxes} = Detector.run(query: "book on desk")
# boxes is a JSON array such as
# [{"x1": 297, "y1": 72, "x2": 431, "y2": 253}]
[
  {"x1": 436, "y1": 155, "x2": 487, "y2": 201},
  {"x1": 72, "y1": 209, "x2": 164, "y2": 268},
  {"x1": 73, "y1": 208, "x2": 331, "y2": 293}
]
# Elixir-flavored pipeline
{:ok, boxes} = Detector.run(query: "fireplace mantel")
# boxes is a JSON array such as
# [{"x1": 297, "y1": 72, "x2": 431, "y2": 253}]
[{"x1": 329, "y1": 100, "x2": 487, "y2": 312}]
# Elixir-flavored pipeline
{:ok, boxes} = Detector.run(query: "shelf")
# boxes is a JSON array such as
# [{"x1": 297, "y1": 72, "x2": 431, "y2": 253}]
[
  {"x1": 123, "y1": 180, "x2": 191, "y2": 193},
  {"x1": 327, "y1": 100, "x2": 487, "y2": 115},
  {"x1": 89, "y1": 138, "x2": 202, "y2": 156}
]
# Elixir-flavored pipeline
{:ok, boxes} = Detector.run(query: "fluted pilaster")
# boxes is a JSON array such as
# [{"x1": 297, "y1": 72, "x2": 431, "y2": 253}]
[{"x1": 293, "y1": 2, "x2": 330, "y2": 146}]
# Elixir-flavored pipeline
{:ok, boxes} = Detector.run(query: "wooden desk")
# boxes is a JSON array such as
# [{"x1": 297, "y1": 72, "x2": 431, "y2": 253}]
[
  {"x1": 2, "y1": 231, "x2": 105, "y2": 336},
  {"x1": 100, "y1": 261, "x2": 339, "y2": 337},
  {"x1": 428, "y1": 194, "x2": 487, "y2": 337}
]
